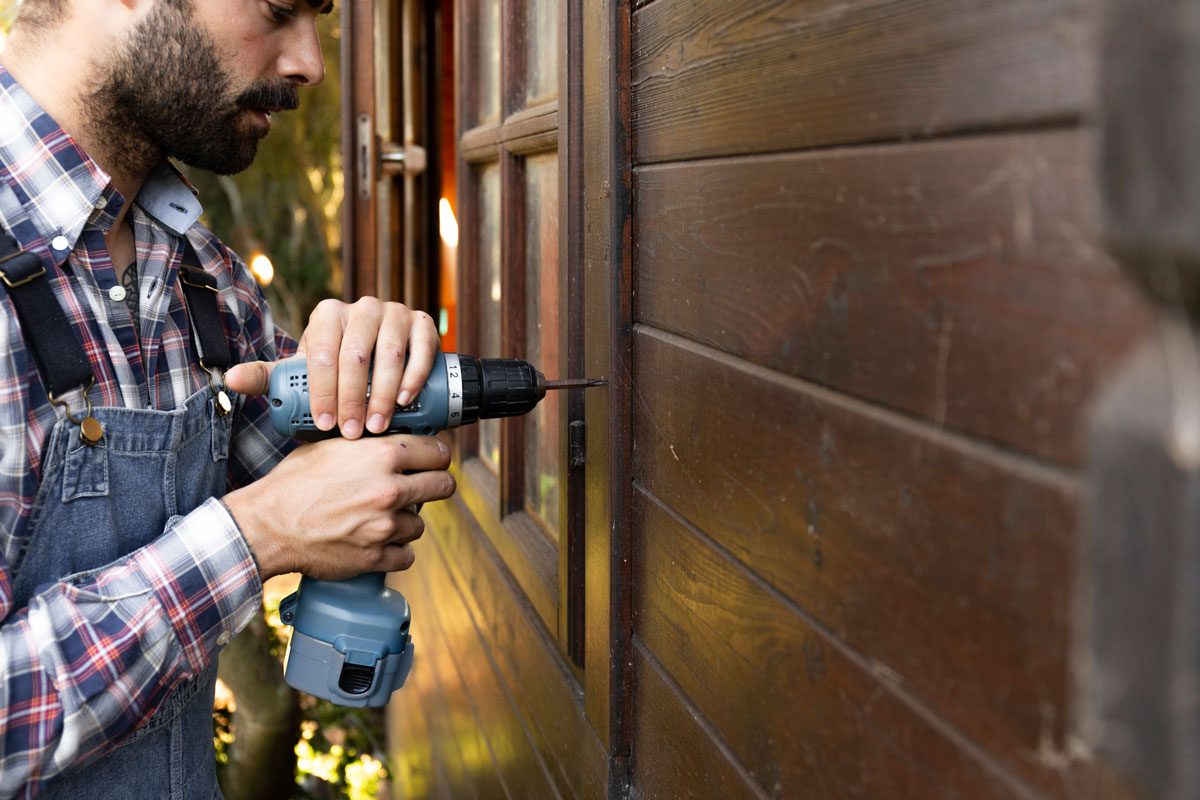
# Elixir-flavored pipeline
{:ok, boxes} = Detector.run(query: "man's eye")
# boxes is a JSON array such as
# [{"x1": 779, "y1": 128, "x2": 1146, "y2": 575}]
[{"x1": 268, "y1": 3, "x2": 297, "y2": 22}]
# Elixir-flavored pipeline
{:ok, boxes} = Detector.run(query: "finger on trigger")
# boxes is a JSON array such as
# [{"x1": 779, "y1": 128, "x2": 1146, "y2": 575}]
[
  {"x1": 366, "y1": 307, "x2": 411, "y2": 432},
  {"x1": 302, "y1": 301, "x2": 346, "y2": 431},
  {"x1": 337, "y1": 298, "x2": 385, "y2": 438},
  {"x1": 398, "y1": 311, "x2": 439, "y2": 407}
]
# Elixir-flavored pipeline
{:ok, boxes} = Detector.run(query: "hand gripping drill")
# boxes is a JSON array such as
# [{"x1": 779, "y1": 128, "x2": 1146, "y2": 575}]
[{"x1": 268, "y1": 352, "x2": 603, "y2": 707}]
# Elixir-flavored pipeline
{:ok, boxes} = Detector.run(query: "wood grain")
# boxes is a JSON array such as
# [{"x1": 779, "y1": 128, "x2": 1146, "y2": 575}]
[
  {"x1": 396, "y1": 541, "x2": 563, "y2": 799},
  {"x1": 580, "y1": 0, "x2": 635, "y2": 757},
  {"x1": 632, "y1": 641, "x2": 768, "y2": 800},
  {"x1": 632, "y1": 490, "x2": 1030, "y2": 799},
  {"x1": 634, "y1": 130, "x2": 1152, "y2": 465},
  {"x1": 457, "y1": 458, "x2": 559, "y2": 636},
  {"x1": 632, "y1": 0, "x2": 1093, "y2": 163},
  {"x1": 425, "y1": 496, "x2": 610, "y2": 798},
  {"x1": 632, "y1": 327, "x2": 1078, "y2": 790}
]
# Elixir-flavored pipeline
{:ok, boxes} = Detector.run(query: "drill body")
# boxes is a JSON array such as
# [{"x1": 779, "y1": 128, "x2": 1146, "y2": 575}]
[{"x1": 270, "y1": 351, "x2": 553, "y2": 707}]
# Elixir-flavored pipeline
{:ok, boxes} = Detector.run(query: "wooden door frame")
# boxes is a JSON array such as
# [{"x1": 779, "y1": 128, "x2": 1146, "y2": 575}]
[
  {"x1": 341, "y1": 0, "x2": 378, "y2": 301},
  {"x1": 579, "y1": 0, "x2": 634, "y2": 786},
  {"x1": 341, "y1": 0, "x2": 635, "y2": 791}
]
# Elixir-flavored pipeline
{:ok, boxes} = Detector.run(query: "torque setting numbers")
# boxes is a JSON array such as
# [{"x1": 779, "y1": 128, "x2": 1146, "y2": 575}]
[{"x1": 445, "y1": 353, "x2": 464, "y2": 427}]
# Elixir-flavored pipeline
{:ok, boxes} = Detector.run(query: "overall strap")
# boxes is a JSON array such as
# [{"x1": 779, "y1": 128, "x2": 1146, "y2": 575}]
[
  {"x1": 0, "y1": 231, "x2": 93, "y2": 397},
  {"x1": 177, "y1": 241, "x2": 232, "y2": 372}
]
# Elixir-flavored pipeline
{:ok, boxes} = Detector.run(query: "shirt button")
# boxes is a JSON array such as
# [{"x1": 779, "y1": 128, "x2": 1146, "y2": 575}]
[
  {"x1": 51, "y1": 235, "x2": 69, "y2": 251},
  {"x1": 217, "y1": 631, "x2": 231, "y2": 647},
  {"x1": 94, "y1": 197, "x2": 108, "y2": 210},
  {"x1": 108, "y1": 285, "x2": 127, "y2": 303}
]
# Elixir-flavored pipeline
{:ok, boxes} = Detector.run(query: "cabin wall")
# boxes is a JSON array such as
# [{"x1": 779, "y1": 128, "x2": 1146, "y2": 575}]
[
  {"x1": 627, "y1": 1, "x2": 1152, "y2": 798},
  {"x1": 386, "y1": 2, "x2": 1158, "y2": 798}
]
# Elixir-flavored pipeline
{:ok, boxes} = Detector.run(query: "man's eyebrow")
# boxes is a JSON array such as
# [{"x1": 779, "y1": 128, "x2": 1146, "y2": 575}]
[{"x1": 303, "y1": 0, "x2": 335, "y2": 14}]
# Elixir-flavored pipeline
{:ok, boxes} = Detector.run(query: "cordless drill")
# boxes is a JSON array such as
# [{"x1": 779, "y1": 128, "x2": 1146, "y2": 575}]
[{"x1": 269, "y1": 352, "x2": 602, "y2": 707}]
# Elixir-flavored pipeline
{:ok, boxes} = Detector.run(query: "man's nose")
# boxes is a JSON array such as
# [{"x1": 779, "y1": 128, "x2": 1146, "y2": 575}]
[{"x1": 278, "y1": 24, "x2": 325, "y2": 87}]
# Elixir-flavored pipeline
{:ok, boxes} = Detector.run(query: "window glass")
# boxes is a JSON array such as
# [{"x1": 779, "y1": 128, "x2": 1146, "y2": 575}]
[
  {"x1": 525, "y1": 0, "x2": 558, "y2": 105},
  {"x1": 477, "y1": 0, "x2": 501, "y2": 124},
  {"x1": 523, "y1": 154, "x2": 560, "y2": 534},
  {"x1": 478, "y1": 164, "x2": 502, "y2": 471}
]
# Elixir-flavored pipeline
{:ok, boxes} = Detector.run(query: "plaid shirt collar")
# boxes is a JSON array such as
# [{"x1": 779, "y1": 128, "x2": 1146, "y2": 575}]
[{"x1": 0, "y1": 66, "x2": 203, "y2": 255}]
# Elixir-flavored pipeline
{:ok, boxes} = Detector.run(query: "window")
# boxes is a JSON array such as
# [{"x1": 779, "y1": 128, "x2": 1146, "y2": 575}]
[{"x1": 455, "y1": 0, "x2": 580, "y2": 662}]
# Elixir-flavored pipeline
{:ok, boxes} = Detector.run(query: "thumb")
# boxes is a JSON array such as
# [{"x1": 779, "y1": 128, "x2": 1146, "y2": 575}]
[{"x1": 225, "y1": 360, "x2": 276, "y2": 396}]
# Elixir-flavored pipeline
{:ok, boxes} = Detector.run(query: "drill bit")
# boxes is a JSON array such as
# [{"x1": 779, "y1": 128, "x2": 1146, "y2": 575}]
[{"x1": 544, "y1": 377, "x2": 606, "y2": 390}]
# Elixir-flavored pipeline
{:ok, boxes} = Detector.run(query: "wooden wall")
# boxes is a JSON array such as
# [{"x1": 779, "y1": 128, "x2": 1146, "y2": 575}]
[
  {"x1": 628, "y1": 1, "x2": 1153, "y2": 798},
  {"x1": 387, "y1": 1, "x2": 1160, "y2": 798},
  {"x1": 385, "y1": 495, "x2": 608, "y2": 799}
]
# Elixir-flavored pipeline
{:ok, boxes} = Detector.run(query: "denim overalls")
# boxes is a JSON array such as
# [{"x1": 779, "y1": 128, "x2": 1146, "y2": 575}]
[{"x1": 4, "y1": 238, "x2": 236, "y2": 799}]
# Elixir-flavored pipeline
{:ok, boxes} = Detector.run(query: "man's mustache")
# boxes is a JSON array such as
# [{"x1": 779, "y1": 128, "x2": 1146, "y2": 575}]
[{"x1": 235, "y1": 81, "x2": 300, "y2": 112}]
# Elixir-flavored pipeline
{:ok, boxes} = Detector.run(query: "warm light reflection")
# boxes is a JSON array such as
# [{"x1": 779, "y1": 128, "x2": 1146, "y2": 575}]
[
  {"x1": 249, "y1": 252, "x2": 275, "y2": 286},
  {"x1": 439, "y1": 197, "x2": 459, "y2": 248}
]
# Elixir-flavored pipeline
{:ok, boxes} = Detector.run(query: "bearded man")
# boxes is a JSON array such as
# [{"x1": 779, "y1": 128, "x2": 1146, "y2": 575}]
[{"x1": 0, "y1": 1, "x2": 454, "y2": 796}]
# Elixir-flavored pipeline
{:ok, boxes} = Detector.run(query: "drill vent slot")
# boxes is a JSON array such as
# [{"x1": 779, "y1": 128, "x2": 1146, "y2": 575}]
[
  {"x1": 338, "y1": 663, "x2": 375, "y2": 695},
  {"x1": 288, "y1": 374, "x2": 308, "y2": 390}
]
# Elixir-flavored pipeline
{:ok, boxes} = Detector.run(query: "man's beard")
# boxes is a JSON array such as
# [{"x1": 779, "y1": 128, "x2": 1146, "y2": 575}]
[{"x1": 86, "y1": 1, "x2": 299, "y2": 177}]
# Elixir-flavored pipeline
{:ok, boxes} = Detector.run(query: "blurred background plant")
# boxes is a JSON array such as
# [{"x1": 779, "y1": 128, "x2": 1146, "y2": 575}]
[{"x1": 0, "y1": 4, "x2": 388, "y2": 798}]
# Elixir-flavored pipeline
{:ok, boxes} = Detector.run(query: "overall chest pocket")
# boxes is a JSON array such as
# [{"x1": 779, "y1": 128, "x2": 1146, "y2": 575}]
[{"x1": 61, "y1": 433, "x2": 109, "y2": 502}]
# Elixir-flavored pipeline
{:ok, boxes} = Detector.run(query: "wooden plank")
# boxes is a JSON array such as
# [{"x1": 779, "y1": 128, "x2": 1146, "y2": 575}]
[
  {"x1": 633, "y1": 490, "x2": 1032, "y2": 799},
  {"x1": 456, "y1": 458, "x2": 559, "y2": 635},
  {"x1": 425, "y1": 496, "x2": 610, "y2": 798},
  {"x1": 632, "y1": 328, "x2": 1079, "y2": 791},
  {"x1": 632, "y1": 0, "x2": 1093, "y2": 163},
  {"x1": 580, "y1": 0, "x2": 634, "y2": 769},
  {"x1": 385, "y1": 633, "x2": 439, "y2": 798},
  {"x1": 386, "y1": 565, "x2": 460, "y2": 800},
  {"x1": 632, "y1": 641, "x2": 768, "y2": 800},
  {"x1": 635, "y1": 131, "x2": 1152, "y2": 466},
  {"x1": 399, "y1": 541, "x2": 563, "y2": 800},
  {"x1": 403, "y1": 565, "x2": 507, "y2": 799},
  {"x1": 387, "y1": 556, "x2": 483, "y2": 800}
]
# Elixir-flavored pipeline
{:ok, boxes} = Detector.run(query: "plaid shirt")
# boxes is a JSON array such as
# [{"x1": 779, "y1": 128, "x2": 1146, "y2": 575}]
[{"x1": 0, "y1": 69, "x2": 297, "y2": 795}]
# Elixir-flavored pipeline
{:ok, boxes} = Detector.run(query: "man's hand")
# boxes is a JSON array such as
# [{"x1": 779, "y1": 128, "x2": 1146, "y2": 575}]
[
  {"x1": 222, "y1": 435, "x2": 455, "y2": 581},
  {"x1": 226, "y1": 297, "x2": 440, "y2": 439}
]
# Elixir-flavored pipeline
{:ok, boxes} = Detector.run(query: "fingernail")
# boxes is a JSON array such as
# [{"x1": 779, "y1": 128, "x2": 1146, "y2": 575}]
[
  {"x1": 398, "y1": 390, "x2": 412, "y2": 407},
  {"x1": 342, "y1": 418, "x2": 363, "y2": 438},
  {"x1": 368, "y1": 413, "x2": 386, "y2": 432},
  {"x1": 317, "y1": 413, "x2": 334, "y2": 430}
]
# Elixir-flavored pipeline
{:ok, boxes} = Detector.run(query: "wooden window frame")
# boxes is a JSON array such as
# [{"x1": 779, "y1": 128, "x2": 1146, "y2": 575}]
[{"x1": 455, "y1": 0, "x2": 585, "y2": 667}]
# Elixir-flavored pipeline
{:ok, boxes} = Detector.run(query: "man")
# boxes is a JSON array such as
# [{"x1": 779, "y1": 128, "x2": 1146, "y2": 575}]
[{"x1": 0, "y1": 0, "x2": 454, "y2": 796}]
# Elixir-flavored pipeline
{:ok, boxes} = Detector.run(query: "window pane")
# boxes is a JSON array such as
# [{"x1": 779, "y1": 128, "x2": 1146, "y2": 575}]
[
  {"x1": 477, "y1": 0, "x2": 501, "y2": 124},
  {"x1": 523, "y1": 154, "x2": 560, "y2": 535},
  {"x1": 525, "y1": 0, "x2": 558, "y2": 105},
  {"x1": 478, "y1": 164, "x2": 502, "y2": 471}
]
